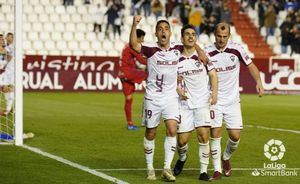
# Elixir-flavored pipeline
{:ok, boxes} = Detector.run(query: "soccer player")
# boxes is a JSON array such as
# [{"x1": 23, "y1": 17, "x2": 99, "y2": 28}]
[
  {"x1": 0, "y1": 32, "x2": 14, "y2": 116},
  {"x1": 119, "y1": 28, "x2": 147, "y2": 130},
  {"x1": 129, "y1": 15, "x2": 208, "y2": 181},
  {"x1": 173, "y1": 24, "x2": 218, "y2": 181},
  {"x1": 205, "y1": 22, "x2": 264, "y2": 180}
]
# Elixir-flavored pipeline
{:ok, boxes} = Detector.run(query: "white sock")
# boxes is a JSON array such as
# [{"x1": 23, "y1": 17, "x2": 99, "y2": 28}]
[
  {"x1": 5, "y1": 92, "x2": 14, "y2": 113},
  {"x1": 144, "y1": 137, "x2": 155, "y2": 170},
  {"x1": 177, "y1": 144, "x2": 188, "y2": 162},
  {"x1": 164, "y1": 136, "x2": 176, "y2": 169},
  {"x1": 210, "y1": 137, "x2": 222, "y2": 172},
  {"x1": 223, "y1": 138, "x2": 240, "y2": 160},
  {"x1": 199, "y1": 142, "x2": 209, "y2": 174}
]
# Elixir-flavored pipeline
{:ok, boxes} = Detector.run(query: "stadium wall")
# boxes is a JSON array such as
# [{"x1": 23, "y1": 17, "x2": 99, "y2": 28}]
[{"x1": 23, "y1": 55, "x2": 300, "y2": 94}]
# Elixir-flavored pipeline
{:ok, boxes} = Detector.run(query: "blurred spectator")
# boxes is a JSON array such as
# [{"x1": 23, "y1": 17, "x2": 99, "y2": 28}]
[
  {"x1": 285, "y1": 0, "x2": 299, "y2": 11},
  {"x1": 105, "y1": 3, "x2": 120, "y2": 39},
  {"x1": 188, "y1": 1, "x2": 203, "y2": 37},
  {"x1": 258, "y1": 0, "x2": 267, "y2": 32},
  {"x1": 0, "y1": 34, "x2": 7, "y2": 70},
  {"x1": 203, "y1": 14, "x2": 217, "y2": 35},
  {"x1": 114, "y1": 0, "x2": 125, "y2": 38},
  {"x1": 165, "y1": 0, "x2": 177, "y2": 18},
  {"x1": 152, "y1": 0, "x2": 163, "y2": 19},
  {"x1": 280, "y1": 16, "x2": 293, "y2": 53},
  {"x1": 180, "y1": 0, "x2": 191, "y2": 25},
  {"x1": 63, "y1": 0, "x2": 74, "y2": 6},
  {"x1": 131, "y1": 0, "x2": 143, "y2": 15},
  {"x1": 264, "y1": 4, "x2": 277, "y2": 40},
  {"x1": 83, "y1": 0, "x2": 90, "y2": 4},
  {"x1": 92, "y1": 4, "x2": 104, "y2": 33},
  {"x1": 202, "y1": 0, "x2": 213, "y2": 19},
  {"x1": 142, "y1": 0, "x2": 152, "y2": 17},
  {"x1": 220, "y1": 3, "x2": 232, "y2": 24},
  {"x1": 290, "y1": 25, "x2": 300, "y2": 54}
]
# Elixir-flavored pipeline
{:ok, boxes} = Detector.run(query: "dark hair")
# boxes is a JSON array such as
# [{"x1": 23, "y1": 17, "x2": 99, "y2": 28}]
[
  {"x1": 155, "y1": 20, "x2": 170, "y2": 32},
  {"x1": 181, "y1": 24, "x2": 196, "y2": 37},
  {"x1": 6, "y1": 32, "x2": 13, "y2": 36},
  {"x1": 136, "y1": 29, "x2": 145, "y2": 38}
]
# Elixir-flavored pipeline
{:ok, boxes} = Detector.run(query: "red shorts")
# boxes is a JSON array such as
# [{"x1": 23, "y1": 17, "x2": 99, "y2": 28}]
[{"x1": 120, "y1": 68, "x2": 147, "y2": 96}]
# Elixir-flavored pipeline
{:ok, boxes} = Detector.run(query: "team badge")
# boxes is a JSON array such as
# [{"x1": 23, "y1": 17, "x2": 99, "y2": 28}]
[
  {"x1": 195, "y1": 61, "x2": 201, "y2": 68},
  {"x1": 230, "y1": 55, "x2": 235, "y2": 62}
]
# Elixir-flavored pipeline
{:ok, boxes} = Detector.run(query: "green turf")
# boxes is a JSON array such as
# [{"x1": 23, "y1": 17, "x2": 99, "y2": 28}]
[{"x1": 0, "y1": 92, "x2": 299, "y2": 183}]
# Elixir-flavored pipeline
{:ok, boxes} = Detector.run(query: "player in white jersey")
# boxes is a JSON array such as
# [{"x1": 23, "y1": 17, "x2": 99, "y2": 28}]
[
  {"x1": 129, "y1": 15, "x2": 208, "y2": 182},
  {"x1": 173, "y1": 25, "x2": 218, "y2": 181},
  {"x1": 0, "y1": 32, "x2": 14, "y2": 116},
  {"x1": 204, "y1": 23, "x2": 264, "y2": 180}
]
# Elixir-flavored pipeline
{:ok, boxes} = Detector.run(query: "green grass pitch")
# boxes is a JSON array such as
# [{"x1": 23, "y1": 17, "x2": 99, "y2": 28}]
[{"x1": 0, "y1": 92, "x2": 299, "y2": 184}]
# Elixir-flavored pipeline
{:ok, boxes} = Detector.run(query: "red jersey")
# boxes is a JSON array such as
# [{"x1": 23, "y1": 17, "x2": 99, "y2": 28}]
[{"x1": 119, "y1": 43, "x2": 147, "y2": 72}]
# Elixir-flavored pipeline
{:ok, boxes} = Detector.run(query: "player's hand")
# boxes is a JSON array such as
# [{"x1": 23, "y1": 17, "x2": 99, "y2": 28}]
[
  {"x1": 256, "y1": 83, "x2": 264, "y2": 97},
  {"x1": 133, "y1": 15, "x2": 142, "y2": 26},
  {"x1": 177, "y1": 87, "x2": 188, "y2": 100},
  {"x1": 209, "y1": 93, "x2": 217, "y2": 105},
  {"x1": 198, "y1": 49, "x2": 209, "y2": 65}
]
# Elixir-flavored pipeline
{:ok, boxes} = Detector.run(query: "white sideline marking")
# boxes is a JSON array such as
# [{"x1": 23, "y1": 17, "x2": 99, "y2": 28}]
[
  {"x1": 21, "y1": 145, "x2": 129, "y2": 184},
  {"x1": 245, "y1": 125, "x2": 300, "y2": 134},
  {"x1": 95, "y1": 168, "x2": 300, "y2": 171}
]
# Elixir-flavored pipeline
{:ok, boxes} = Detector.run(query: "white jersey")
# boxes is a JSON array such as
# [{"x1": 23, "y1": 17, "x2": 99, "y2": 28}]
[
  {"x1": 178, "y1": 51, "x2": 215, "y2": 109},
  {"x1": 205, "y1": 41, "x2": 252, "y2": 106},
  {"x1": 6, "y1": 44, "x2": 14, "y2": 56},
  {"x1": 141, "y1": 42, "x2": 183, "y2": 99}
]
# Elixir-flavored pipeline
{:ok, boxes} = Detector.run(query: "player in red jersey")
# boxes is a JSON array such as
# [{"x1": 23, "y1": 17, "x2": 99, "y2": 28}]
[{"x1": 119, "y1": 29, "x2": 147, "y2": 130}]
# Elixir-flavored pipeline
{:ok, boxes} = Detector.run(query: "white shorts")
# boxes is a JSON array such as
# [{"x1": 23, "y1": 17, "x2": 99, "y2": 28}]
[
  {"x1": 142, "y1": 97, "x2": 180, "y2": 129},
  {"x1": 210, "y1": 102, "x2": 243, "y2": 129},
  {"x1": 178, "y1": 104, "x2": 211, "y2": 133}
]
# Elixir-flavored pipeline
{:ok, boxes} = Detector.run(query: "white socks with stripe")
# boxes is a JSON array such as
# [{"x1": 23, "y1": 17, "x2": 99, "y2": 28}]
[
  {"x1": 164, "y1": 136, "x2": 176, "y2": 169},
  {"x1": 199, "y1": 142, "x2": 210, "y2": 174},
  {"x1": 177, "y1": 144, "x2": 188, "y2": 162},
  {"x1": 210, "y1": 137, "x2": 222, "y2": 172},
  {"x1": 144, "y1": 137, "x2": 155, "y2": 170},
  {"x1": 223, "y1": 138, "x2": 240, "y2": 161}
]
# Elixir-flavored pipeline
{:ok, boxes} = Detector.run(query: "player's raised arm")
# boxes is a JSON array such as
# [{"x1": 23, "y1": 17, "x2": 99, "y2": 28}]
[
  {"x1": 129, "y1": 15, "x2": 142, "y2": 53},
  {"x1": 194, "y1": 43, "x2": 209, "y2": 65},
  {"x1": 248, "y1": 63, "x2": 264, "y2": 97}
]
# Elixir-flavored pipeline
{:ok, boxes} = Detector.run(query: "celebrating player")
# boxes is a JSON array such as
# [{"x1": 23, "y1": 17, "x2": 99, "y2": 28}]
[
  {"x1": 129, "y1": 15, "x2": 208, "y2": 181},
  {"x1": 173, "y1": 24, "x2": 218, "y2": 181},
  {"x1": 205, "y1": 22, "x2": 264, "y2": 180},
  {"x1": 119, "y1": 29, "x2": 147, "y2": 130}
]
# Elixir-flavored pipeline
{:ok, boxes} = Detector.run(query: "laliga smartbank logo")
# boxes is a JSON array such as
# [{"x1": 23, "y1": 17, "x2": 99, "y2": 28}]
[
  {"x1": 264, "y1": 139, "x2": 285, "y2": 161},
  {"x1": 251, "y1": 139, "x2": 298, "y2": 177}
]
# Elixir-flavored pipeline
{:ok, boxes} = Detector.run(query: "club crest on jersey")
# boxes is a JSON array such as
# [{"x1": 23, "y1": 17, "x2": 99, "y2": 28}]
[
  {"x1": 195, "y1": 61, "x2": 201, "y2": 68},
  {"x1": 230, "y1": 55, "x2": 235, "y2": 62}
]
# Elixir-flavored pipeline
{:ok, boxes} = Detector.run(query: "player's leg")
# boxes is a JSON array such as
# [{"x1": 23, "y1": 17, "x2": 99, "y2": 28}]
[
  {"x1": 2, "y1": 85, "x2": 14, "y2": 115},
  {"x1": 210, "y1": 105, "x2": 223, "y2": 180},
  {"x1": 174, "y1": 105, "x2": 193, "y2": 176},
  {"x1": 143, "y1": 99, "x2": 161, "y2": 180},
  {"x1": 173, "y1": 132, "x2": 191, "y2": 175},
  {"x1": 195, "y1": 107, "x2": 211, "y2": 181},
  {"x1": 222, "y1": 102, "x2": 243, "y2": 177},
  {"x1": 121, "y1": 80, "x2": 137, "y2": 130},
  {"x1": 161, "y1": 99, "x2": 180, "y2": 181},
  {"x1": 144, "y1": 127, "x2": 157, "y2": 180},
  {"x1": 161, "y1": 119, "x2": 177, "y2": 181}
]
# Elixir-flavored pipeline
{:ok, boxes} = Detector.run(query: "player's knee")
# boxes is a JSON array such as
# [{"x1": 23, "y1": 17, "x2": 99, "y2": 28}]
[
  {"x1": 210, "y1": 128, "x2": 222, "y2": 138},
  {"x1": 166, "y1": 127, "x2": 177, "y2": 137},
  {"x1": 198, "y1": 134, "x2": 209, "y2": 144},
  {"x1": 145, "y1": 128, "x2": 156, "y2": 140},
  {"x1": 125, "y1": 95, "x2": 133, "y2": 101},
  {"x1": 229, "y1": 133, "x2": 240, "y2": 142},
  {"x1": 177, "y1": 137, "x2": 188, "y2": 147}
]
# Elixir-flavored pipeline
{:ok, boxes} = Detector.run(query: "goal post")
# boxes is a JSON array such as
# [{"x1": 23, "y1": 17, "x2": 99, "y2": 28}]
[{"x1": 14, "y1": 0, "x2": 23, "y2": 145}]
